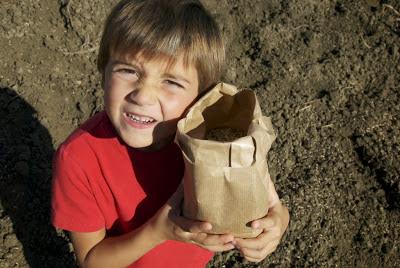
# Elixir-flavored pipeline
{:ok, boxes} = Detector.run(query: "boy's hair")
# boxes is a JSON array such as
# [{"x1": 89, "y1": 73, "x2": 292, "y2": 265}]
[{"x1": 98, "y1": 0, "x2": 225, "y2": 91}]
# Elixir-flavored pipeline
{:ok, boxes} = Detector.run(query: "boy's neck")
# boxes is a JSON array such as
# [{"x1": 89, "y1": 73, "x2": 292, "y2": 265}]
[{"x1": 133, "y1": 134, "x2": 175, "y2": 153}]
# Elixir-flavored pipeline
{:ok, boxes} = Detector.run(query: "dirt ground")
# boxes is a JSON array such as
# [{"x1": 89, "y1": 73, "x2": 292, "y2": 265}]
[{"x1": 1, "y1": 0, "x2": 399, "y2": 267}]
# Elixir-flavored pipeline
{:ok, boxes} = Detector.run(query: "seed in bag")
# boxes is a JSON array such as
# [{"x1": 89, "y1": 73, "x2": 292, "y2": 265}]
[{"x1": 205, "y1": 127, "x2": 247, "y2": 142}]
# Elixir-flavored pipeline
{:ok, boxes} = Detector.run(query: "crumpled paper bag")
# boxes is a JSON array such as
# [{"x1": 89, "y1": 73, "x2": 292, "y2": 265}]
[{"x1": 175, "y1": 82, "x2": 276, "y2": 238}]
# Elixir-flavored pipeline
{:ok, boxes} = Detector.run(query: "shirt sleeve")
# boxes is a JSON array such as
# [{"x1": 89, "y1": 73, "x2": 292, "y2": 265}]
[{"x1": 51, "y1": 145, "x2": 105, "y2": 232}]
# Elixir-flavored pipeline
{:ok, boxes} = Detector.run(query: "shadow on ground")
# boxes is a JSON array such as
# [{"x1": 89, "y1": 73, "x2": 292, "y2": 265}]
[{"x1": 0, "y1": 87, "x2": 77, "y2": 267}]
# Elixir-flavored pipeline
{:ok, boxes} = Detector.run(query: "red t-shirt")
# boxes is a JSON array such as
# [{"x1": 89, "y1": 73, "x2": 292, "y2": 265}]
[{"x1": 51, "y1": 111, "x2": 213, "y2": 267}]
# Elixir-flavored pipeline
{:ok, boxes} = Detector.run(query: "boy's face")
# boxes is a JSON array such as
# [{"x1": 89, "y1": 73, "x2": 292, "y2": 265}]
[{"x1": 103, "y1": 52, "x2": 199, "y2": 151}]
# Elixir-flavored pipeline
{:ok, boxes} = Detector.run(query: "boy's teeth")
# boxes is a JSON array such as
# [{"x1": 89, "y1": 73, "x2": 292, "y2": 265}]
[{"x1": 126, "y1": 113, "x2": 155, "y2": 123}]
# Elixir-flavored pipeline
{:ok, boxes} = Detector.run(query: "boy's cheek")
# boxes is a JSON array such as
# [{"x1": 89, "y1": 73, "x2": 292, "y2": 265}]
[{"x1": 160, "y1": 96, "x2": 191, "y2": 119}]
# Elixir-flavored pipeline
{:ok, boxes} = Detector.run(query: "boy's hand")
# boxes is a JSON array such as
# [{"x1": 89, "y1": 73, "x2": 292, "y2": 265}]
[
  {"x1": 168, "y1": 207, "x2": 235, "y2": 252},
  {"x1": 233, "y1": 201, "x2": 289, "y2": 263},
  {"x1": 148, "y1": 183, "x2": 235, "y2": 252}
]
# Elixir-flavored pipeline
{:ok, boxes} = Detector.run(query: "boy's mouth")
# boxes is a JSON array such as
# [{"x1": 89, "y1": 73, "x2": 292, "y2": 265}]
[{"x1": 124, "y1": 112, "x2": 157, "y2": 124}]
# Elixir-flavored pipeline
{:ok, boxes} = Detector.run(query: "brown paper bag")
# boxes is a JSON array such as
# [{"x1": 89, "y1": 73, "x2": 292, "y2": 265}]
[{"x1": 175, "y1": 83, "x2": 276, "y2": 238}]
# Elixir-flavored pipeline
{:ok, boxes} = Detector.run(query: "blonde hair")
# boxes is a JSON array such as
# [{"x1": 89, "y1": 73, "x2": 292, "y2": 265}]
[{"x1": 98, "y1": 0, "x2": 225, "y2": 91}]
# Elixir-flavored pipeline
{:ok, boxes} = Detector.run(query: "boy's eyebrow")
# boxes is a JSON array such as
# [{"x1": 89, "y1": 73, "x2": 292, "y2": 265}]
[{"x1": 111, "y1": 60, "x2": 141, "y2": 68}]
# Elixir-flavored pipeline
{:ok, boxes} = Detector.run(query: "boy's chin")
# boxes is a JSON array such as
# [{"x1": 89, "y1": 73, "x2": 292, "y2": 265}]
[
  {"x1": 123, "y1": 137, "x2": 153, "y2": 149},
  {"x1": 118, "y1": 128, "x2": 175, "y2": 151},
  {"x1": 123, "y1": 136, "x2": 169, "y2": 152}
]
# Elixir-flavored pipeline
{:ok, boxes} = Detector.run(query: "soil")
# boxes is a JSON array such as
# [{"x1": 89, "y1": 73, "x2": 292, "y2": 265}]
[{"x1": 1, "y1": 0, "x2": 399, "y2": 267}]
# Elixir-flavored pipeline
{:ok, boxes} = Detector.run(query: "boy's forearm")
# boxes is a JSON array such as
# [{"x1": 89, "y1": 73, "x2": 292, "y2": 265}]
[
  {"x1": 267, "y1": 174, "x2": 289, "y2": 232},
  {"x1": 82, "y1": 223, "x2": 164, "y2": 268}
]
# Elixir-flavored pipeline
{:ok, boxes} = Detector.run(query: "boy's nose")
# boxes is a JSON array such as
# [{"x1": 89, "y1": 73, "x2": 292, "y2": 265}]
[{"x1": 128, "y1": 81, "x2": 157, "y2": 106}]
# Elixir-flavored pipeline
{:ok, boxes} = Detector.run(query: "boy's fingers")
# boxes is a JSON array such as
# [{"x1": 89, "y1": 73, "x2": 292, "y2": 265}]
[
  {"x1": 243, "y1": 256, "x2": 263, "y2": 263},
  {"x1": 204, "y1": 242, "x2": 235, "y2": 252},
  {"x1": 240, "y1": 252, "x2": 264, "y2": 263},
  {"x1": 252, "y1": 217, "x2": 275, "y2": 230},
  {"x1": 234, "y1": 230, "x2": 279, "y2": 250},
  {"x1": 171, "y1": 215, "x2": 212, "y2": 233},
  {"x1": 234, "y1": 235, "x2": 265, "y2": 251},
  {"x1": 238, "y1": 240, "x2": 279, "y2": 261},
  {"x1": 193, "y1": 233, "x2": 234, "y2": 246},
  {"x1": 209, "y1": 234, "x2": 234, "y2": 244}
]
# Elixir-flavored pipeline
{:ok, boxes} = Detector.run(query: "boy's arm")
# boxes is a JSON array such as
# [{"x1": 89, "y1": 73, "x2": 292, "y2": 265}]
[
  {"x1": 69, "y1": 184, "x2": 235, "y2": 268},
  {"x1": 69, "y1": 229, "x2": 105, "y2": 266},
  {"x1": 69, "y1": 223, "x2": 161, "y2": 268}
]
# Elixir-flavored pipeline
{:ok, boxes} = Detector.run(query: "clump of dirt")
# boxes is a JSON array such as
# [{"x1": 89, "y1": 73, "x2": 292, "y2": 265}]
[{"x1": 1, "y1": 0, "x2": 399, "y2": 267}]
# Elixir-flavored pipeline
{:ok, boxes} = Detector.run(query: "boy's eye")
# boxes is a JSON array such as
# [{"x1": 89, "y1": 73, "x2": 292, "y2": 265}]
[
  {"x1": 119, "y1": 68, "x2": 136, "y2": 74},
  {"x1": 165, "y1": 80, "x2": 184, "y2": 89},
  {"x1": 115, "y1": 68, "x2": 139, "y2": 78}
]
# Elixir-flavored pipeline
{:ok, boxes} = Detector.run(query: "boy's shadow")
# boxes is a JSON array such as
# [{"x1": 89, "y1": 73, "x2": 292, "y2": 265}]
[{"x1": 0, "y1": 87, "x2": 77, "y2": 267}]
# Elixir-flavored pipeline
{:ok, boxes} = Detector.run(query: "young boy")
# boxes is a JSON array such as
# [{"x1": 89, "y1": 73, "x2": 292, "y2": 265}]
[{"x1": 51, "y1": 0, "x2": 289, "y2": 267}]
